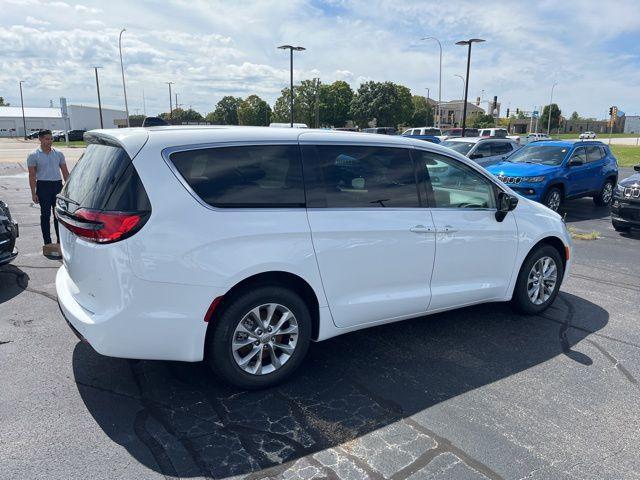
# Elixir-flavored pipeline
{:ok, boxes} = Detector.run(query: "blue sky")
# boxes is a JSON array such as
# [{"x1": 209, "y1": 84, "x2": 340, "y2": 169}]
[{"x1": 1, "y1": 0, "x2": 639, "y2": 119}]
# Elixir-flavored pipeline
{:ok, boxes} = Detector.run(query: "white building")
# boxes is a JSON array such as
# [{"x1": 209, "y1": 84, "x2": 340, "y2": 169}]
[
  {"x1": 0, "y1": 104, "x2": 127, "y2": 138},
  {"x1": 0, "y1": 107, "x2": 66, "y2": 138}
]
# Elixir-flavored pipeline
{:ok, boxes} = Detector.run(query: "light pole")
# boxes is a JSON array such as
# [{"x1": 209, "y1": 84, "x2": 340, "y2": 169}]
[
  {"x1": 455, "y1": 38, "x2": 485, "y2": 137},
  {"x1": 421, "y1": 37, "x2": 442, "y2": 129},
  {"x1": 166, "y1": 82, "x2": 174, "y2": 120},
  {"x1": 547, "y1": 81, "x2": 558, "y2": 135},
  {"x1": 454, "y1": 75, "x2": 466, "y2": 100},
  {"x1": 92, "y1": 66, "x2": 104, "y2": 128},
  {"x1": 19, "y1": 80, "x2": 27, "y2": 140},
  {"x1": 425, "y1": 87, "x2": 430, "y2": 126},
  {"x1": 118, "y1": 28, "x2": 130, "y2": 127},
  {"x1": 277, "y1": 44, "x2": 306, "y2": 127}
]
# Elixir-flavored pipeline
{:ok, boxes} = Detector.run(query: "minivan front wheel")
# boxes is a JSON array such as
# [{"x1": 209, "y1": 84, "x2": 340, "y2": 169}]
[
  {"x1": 511, "y1": 245, "x2": 564, "y2": 314},
  {"x1": 206, "y1": 286, "x2": 311, "y2": 389}
]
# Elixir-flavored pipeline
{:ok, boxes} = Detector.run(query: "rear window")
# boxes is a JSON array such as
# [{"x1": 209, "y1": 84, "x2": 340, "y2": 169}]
[
  {"x1": 169, "y1": 145, "x2": 305, "y2": 208},
  {"x1": 60, "y1": 143, "x2": 149, "y2": 212}
]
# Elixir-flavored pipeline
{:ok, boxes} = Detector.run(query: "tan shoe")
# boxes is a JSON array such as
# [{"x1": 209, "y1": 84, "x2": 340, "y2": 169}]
[
  {"x1": 51, "y1": 243, "x2": 62, "y2": 258},
  {"x1": 43, "y1": 243, "x2": 55, "y2": 256}
]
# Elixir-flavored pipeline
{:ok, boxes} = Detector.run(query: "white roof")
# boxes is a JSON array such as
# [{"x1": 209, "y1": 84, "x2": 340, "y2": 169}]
[
  {"x1": 0, "y1": 106, "x2": 62, "y2": 118},
  {"x1": 87, "y1": 125, "x2": 465, "y2": 160}
]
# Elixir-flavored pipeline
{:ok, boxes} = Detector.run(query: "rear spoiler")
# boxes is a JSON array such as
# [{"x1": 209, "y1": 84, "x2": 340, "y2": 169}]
[{"x1": 84, "y1": 130, "x2": 149, "y2": 160}]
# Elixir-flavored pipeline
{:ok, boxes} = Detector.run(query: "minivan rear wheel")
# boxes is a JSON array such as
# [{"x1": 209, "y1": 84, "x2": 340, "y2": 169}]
[
  {"x1": 511, "y1": 244, "x2": 564, "y2": 315},
  {"x1": 206, "y1": 286, "x2": 311, "y2": 389}
]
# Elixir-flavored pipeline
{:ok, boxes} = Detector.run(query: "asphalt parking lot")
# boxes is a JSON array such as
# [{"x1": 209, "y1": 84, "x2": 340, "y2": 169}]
[{"x1": 1, "y1": 159, "x2": 639, "y2": 479}]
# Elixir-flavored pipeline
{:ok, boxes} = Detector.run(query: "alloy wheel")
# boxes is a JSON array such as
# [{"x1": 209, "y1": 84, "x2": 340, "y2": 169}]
[
  {"x1": 527, "y1": 256, "x2": 558, "y2": 305},
  {"x1": 231, "y1": 303, "x2": 299, "y2": 375}
]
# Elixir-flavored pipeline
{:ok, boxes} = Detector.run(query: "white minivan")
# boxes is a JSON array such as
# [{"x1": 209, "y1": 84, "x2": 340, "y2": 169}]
[{"x1": 56, "y1": 127, "x2": 572, "y2": 389}]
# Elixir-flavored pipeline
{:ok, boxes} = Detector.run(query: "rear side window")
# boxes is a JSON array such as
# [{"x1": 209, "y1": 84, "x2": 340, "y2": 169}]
[
  {"x1": 571, "y1": 147, "x2": 588, "y2": 163},
  {"x1": 586, "y1": 145, "x2": 604, "y2": 162},
  {"x1": 169, "y1": 145, "x2": 305, "y2": 208},
  {"x1": 302, "y1": 145, "x2": 421, "y2": 208},
  {"x1": 61, "y1": 143, "x2": 149, "y2": 212}
]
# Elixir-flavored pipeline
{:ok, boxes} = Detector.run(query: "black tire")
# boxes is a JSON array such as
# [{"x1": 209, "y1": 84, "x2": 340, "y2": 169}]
[
  {"x1": 543, "y1": 186, "x2": 562, "y2": 212},
  {"x1": 593, "y1": 179, "x2": 614, "y2": 206},
  {"x1": 612, "y1": 221, "x2": 631, "y2": 233},
  {"x1": 511, "y1": 244, "x2": 564, "y2": 315},
  {"x1": 206, "y1": 286, "x2": 311, "y2": 389}
]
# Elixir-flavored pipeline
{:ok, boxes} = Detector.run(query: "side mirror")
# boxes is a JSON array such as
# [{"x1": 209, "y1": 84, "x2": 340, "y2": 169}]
[
  {"x1": 495, "y1": 192, "x2": 518, "y2": 222},
  {"x1": 469, "y1": 153, "x2": 483, "y2": 160},
  {"x1": 568, "y1": 157, "x2": 585, "y2": 167},
  {"x1": 634, "y1": 164, "x2": 640, "y2": 172}
]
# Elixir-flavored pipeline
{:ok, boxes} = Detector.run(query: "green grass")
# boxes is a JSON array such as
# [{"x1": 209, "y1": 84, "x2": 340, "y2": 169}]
[
  {"x1": 53, "y1": 140, "x2": 86, "y2": 147},
  {"x1": 568, "y1": 226, "x2": 600, "y2": 241},
  {"x1": 610, "y1": 145, "x2": 640, "y2": 167}
]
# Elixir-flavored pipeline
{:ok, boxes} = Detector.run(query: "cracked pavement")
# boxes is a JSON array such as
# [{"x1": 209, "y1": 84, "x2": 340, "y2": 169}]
[{"x1": 1, "y1": 158, "x2": 639, "y2": 479}]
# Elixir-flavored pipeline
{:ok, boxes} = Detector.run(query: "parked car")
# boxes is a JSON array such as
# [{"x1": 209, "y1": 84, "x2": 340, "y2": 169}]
[
  {"x1": 487, "y1": 140, "x2": 618, "y2": 212},
  {"x1": 269, "y1": 123, "x2": 309, "y2": 129},
  {"x1": 440, "y1": 127, "x2": 479, "y2": 139},
  {"x1": 26, "y1": 131, "x2": 40, "y2": 139},
  {"x1": 402, "y1": 127, "x2": 442, "y2": 137},
  {"x1": 440, "y1": 137, "x2": 519, "y2": 168},
  {"x1": 65, "y1": 129, "x2": 87, "y2": 141},
  {"x1": 478, "y1": 128, "x2": 508, "y2": 138},
  {"x1": 0, "y1": 200, "x2": 19, "y2": 266},
  {"x1": 52, "y1": 130, "x2": 66, "y2": 141},
  {"x1": 521, "y1": 133, "x2": 551, "y2": 145},
  {"x1": 611, "y1": 164, "x2": 640, "y2": 233},
  {"x1": 579, "y1": 131, "x2": 596, "y2": 140},
  {"x1": 56, "y1": 127, "x2": 572, "y2": 389},
  {"x1": 362, "y1": 127, "x2": 397, "y2": 135}
]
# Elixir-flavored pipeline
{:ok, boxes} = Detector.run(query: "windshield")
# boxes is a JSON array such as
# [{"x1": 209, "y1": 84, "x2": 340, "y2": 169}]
[
  {"x1": 441, "y1": 141, "x2": 475, "y2": 155},
  {"x1": 507, "y1": 145, "x2": 569, "y2": 166}
]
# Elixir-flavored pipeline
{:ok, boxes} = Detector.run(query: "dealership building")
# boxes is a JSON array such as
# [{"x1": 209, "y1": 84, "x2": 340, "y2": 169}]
[{"x1": 0, "y1": 103, "x2": 127, "y2": 138}]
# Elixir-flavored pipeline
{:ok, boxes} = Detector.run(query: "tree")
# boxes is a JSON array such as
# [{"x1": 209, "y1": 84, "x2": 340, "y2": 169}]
[
  {"x1": 158, "y1": 108, "x2": 204, "y2": 124},
  {"x1": 472, "y1": 113, "x2": 496, "y2": 128},
  {"x1": 238, "y1": 95, "x2": 272, "y2": 126},
  {"x1": 295, "y1": 79, "x2": 323, "y2": 127},
  {"x1": 517, "y1": 111, "x2": 526, "y2": 120},
  {"x1": 349, "y1": 81, "x2": 413, "y2": 128},
  {"x1": 129, "y1": 114, "x2": 146, "y2": 127},
  {"x1": 540, "y1": 103, "x2": 562, "y2": 132},
  {"x1": 319, "y1": 80, "x2": 354, "y2": 127},
  {"x1": 570, "y1": 111, "x2": 580, "y2": 121},
  {"x1": 0, "y1": 97, "x2": 9, "y2": 106},
  {"x1": 409, "y1": 95, "x2": 434, "y2": 127},
  {"x1": 205, "y1": 96, "x2": 242, "y2": 125},
  {"x1": 272, "y1": 87, "x2": 302, "y2": 124}
]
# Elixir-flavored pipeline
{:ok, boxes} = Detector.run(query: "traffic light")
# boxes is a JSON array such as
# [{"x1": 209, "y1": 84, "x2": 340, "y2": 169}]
[
  {"x1": 506, "y1": 108, "x2": 510, "y2": 118},
  {"x1": 609, "y1": 107, "x2": 613, "y2": 116},
  {"x1": 516, "y1": 108, "x2": 519, "y2": 115}
]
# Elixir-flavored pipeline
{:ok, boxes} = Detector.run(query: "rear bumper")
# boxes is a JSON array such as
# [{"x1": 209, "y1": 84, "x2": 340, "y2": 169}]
[
  {"x1": 0, "y1": 247, "x2": 18, "y2": 266},
  {"x1": 56, "y1": 266, "x2": 217, "y2": 362}
]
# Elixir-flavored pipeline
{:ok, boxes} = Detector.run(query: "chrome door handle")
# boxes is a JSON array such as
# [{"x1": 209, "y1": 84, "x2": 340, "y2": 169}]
[
  {"x1": 437, "y1": 225, "x2": 458, "y2": 233},
  {"x1": 410, "y1": 225, "x2": 433, "y2": 233}
]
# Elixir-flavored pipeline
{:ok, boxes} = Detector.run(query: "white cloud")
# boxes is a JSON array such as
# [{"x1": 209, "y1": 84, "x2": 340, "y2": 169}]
[{"x1": 25, "y1": 16, "x2": 50, "y2": 26}]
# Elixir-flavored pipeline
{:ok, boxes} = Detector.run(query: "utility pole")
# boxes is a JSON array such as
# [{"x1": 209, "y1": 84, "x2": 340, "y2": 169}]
[
  {"x1": 421, "y1": 37, "x2": 442, "y2": 128},
  {"x1": 19, "y1": 80, "x2": 27, "y2": 140},
  {"x1": 118, "y1": 28, "x2": 130, "y2": 127},
  {"x1": 93, "y1": 66, "x2": 104, "y2": 128},
  {"x1": 547, "y1": 81, "x2": 558, "y2": 134},
  {"x1": 166, "y1": 82, "x2": 174, "y2": 120},
  {"x1": 425, "y1": 87, "x2": 430, "y2": 126},
  {"x1": 142, "y1": 87, "x2": 147, "y2": 116}
]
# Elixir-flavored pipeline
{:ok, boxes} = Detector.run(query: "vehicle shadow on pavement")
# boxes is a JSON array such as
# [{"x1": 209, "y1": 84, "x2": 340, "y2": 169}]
[
  {"x1": 0, "y1": 265, "x2": 29, "y2": 305},
  {"x1": 72, "y1": 292, "x2": 608, "y2": 479},
  {"x1": 561, "y1": 198, "x2": 612, "y2": 223}
]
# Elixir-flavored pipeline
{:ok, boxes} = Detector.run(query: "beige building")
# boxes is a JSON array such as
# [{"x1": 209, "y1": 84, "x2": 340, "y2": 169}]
[{"x1": 437, "y1": 100, "x2": 485, "y2": 128}]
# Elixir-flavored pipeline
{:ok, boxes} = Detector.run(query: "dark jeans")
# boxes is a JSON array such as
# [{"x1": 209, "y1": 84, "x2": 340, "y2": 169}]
[{"x1": 36, "y1": 180, "x2": 62, "y2": 245}]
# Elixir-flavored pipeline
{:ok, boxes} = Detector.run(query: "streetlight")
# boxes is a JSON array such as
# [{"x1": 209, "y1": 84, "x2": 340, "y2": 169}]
[
  {"x1": 454, "y1": 74, "x2": 466, "y2": 100},
  {"x1": 425, "y1": 87, "x2": 430, "y2": 126},
  {"x1": 421, "y1": 37, "x2": 442, "y2": 129},
  {"x1": 547, "y1": 81, "x2": 558, "y2": 135},
  {"x1": 166, "y1": 82, "x2": 174, "y2": 120},
  {"x1": 19, "y1": 80, "x2": 27, "y2": 140},
  {"x1": 92, "y1": 66, "x2": 104, "y2": 129},
  {"x1": 277, "y1": 44, "x2": 306, "y2": 127},
  {"x1": 455, "y1": 38, "x2": 485, "y2": 137},
  {"x1": 118, "y1": 28, "x2": 130, "y2": 127}
]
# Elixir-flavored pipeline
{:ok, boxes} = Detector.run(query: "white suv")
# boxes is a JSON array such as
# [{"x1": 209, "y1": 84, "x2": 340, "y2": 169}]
[{"x1": 56, "y1": 127, "x2": 572, "y2": 389}]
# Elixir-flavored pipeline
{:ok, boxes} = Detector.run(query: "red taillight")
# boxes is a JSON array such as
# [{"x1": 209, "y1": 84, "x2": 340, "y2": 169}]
[{"x1": 57, "y1": 208, "x2": 144, "y2": 243}]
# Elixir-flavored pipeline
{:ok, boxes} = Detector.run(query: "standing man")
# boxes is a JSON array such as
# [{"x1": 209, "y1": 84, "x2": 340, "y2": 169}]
[{"x1": 27, "y1": 130, "x2": 69, "y2": 257}]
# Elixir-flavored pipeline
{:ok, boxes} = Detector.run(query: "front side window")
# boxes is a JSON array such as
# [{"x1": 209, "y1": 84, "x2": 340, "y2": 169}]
[
  {"x1": 492, "y1": 142, "x2": 513, "y2": 156},
  {"x1": 414, "y1": 151, "x2": 497, "y2": 209},
  {"x1": 570, "y1": 147, "x2": 587, "y2": 164},
  {"x1": 302, "y1": 145, "x2": 420, "y2": 208},
  {"x1": 472, "y1": 142, "x2": 493, "y2": 158},
  {"x1": 169, "y1": 145, "x2": 305, "y2": 208}
]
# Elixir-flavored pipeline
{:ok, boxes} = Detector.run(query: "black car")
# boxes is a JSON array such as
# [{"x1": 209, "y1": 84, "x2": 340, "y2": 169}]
[
  {"x1": 611, "y1": 164, "x2": 640, "y2": 233},
  {"x1": 66, "y1": 129, "x2": 87, "y2": 141},
  {"x1": 0, "y1": 200, "x2": 18, "y2": 266}
]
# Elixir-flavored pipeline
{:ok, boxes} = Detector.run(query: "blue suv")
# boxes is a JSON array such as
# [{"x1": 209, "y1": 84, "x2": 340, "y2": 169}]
[{"x1": 487, "y1": 140, "x2": 618, "y2": 212}]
